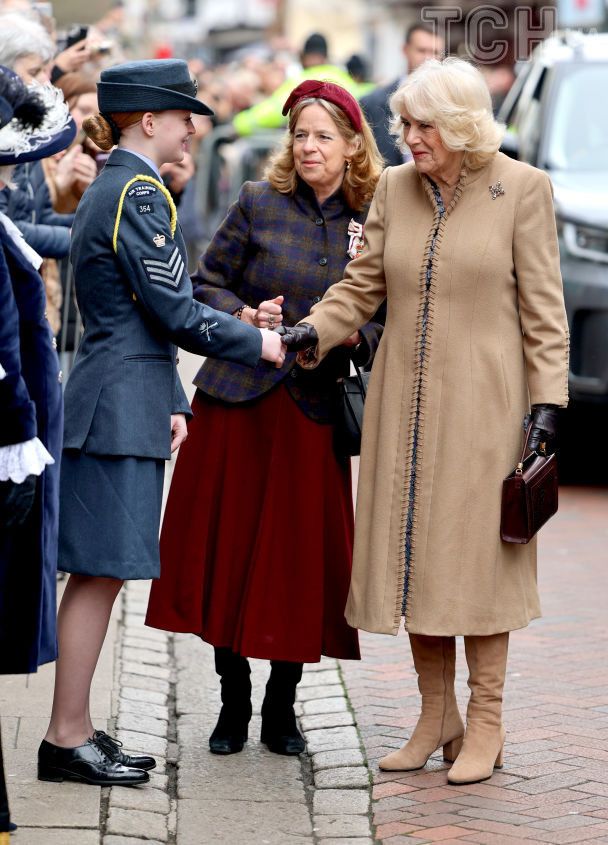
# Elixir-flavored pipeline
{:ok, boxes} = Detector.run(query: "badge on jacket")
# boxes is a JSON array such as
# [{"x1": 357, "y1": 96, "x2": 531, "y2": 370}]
[{"x1": 347, "y1": 219, "x2": 365, "y2": 259}]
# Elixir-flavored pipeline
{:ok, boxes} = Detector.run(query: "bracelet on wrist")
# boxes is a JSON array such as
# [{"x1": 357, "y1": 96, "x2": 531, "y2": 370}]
[{"x1": 236, "y1": 304, "x2": 249, "y2": 320}]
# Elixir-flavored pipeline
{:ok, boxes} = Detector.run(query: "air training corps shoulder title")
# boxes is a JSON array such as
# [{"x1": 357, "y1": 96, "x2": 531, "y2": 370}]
[
  {"x1": 112, "y1": 174, "x2": 177, "y2": 253},
  {"x1": 112, "y1": 174, "x2": 186, "y2": 291}
]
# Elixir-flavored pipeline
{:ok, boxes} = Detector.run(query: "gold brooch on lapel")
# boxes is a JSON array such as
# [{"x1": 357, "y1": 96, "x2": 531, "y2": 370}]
[{"x1": 489, "y1": 181, "x2": 505, "y2": 200}]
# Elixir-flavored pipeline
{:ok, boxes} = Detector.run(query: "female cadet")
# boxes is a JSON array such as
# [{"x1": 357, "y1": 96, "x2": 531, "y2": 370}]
[{"x1": 38, "y1": 59, "x2": 285, "y2": 787}]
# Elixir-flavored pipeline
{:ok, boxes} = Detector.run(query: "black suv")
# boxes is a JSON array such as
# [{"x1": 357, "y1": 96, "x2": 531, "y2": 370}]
[{"x1": 499, "y1": 32, "x2": 608, "y2": 408}]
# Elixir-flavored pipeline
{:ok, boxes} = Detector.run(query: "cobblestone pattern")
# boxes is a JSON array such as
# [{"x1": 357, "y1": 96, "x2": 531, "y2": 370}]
[
  {"x1": 297, "y1": 658, "x2": 374, "y2": 844},
  {"x1": 102, "y1": 581, "x2": 175, "y2": 845},
  {"x1": 338, "y1": 486, "x2": 608, "y2": 845}
]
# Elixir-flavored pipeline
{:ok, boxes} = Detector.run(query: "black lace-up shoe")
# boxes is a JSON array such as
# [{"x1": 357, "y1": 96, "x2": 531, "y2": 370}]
[
  {"x1": 93, "y1": 730, "x2": 156, "y2": 771},
  {"x1": 37, "y1": 738, "x2": 149, "y2": 786}
]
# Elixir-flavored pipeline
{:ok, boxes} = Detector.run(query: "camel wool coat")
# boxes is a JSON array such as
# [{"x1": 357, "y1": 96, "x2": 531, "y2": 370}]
[{"x1": 301, "y1": 153, "x2": 569, "y2": 637}]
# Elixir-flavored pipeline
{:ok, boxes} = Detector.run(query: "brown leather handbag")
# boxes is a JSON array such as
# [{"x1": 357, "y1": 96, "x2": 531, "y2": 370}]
[{"x1": 500, "y1": 421, "x2": 559, "y2": 544}]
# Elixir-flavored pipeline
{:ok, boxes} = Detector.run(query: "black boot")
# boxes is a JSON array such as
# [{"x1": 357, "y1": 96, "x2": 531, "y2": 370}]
[
  {"x1": 0, "y1": 721, "x2": 13, "y2": 836},
  {"x1": 261, "y1": 661, "x2": 305, "y2": 756},
  {"x1": 209, "y1": 648, "x2": 252, "y2": 755}
]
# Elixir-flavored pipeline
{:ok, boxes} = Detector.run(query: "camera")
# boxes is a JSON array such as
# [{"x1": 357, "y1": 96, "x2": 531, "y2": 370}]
[{"x1": 66, "y1": 24, "x2": 89, "y2": 49}]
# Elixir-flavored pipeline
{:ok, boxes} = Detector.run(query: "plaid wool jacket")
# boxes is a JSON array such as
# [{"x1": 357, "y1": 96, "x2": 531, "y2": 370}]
[{"x1": 192, "y1": 178, "x2": 385, "y2": 423}]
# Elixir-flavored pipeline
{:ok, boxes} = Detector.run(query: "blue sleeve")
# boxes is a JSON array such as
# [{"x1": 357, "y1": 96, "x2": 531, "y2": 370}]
[
  {"x1": 13, "y1": 218, "x2": 70, "y2": 258},
  {"x1": 113, "y1": 179, "x2": 262, "y2": 367},
  {"x1": 0, "y1": 239, "x2": 37, "y2": 446}
]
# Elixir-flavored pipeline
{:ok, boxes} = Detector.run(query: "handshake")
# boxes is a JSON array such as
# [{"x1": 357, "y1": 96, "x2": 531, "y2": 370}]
[
  {"x1": 261, "y1": 323, "x2": 319, "y2": 369},
  {"x1": 237, "y1": 296, "x2": 318, "y2": 368}
]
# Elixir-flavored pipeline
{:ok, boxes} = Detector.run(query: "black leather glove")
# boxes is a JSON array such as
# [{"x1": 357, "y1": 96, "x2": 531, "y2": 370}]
[
  {"x1": 528, "y1": 404, "x2": 559, "y2": 455},
  {"x1": 0, "y1": 475, "x2": 37, "y2": 529},
  {"x1": 275, "y1": 322, "x2": 319, "y2": 351}
]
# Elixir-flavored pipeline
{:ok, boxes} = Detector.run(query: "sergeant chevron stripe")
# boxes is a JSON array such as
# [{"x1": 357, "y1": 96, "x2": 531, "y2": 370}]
[{"x1": 142, "y1": 247, "x2": 185, "y2": 288}]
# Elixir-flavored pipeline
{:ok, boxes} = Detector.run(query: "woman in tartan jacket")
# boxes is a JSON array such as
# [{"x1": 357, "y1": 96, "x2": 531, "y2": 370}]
[{"x1": 146, "y1": 81, "x2": 384, "y2": 756}]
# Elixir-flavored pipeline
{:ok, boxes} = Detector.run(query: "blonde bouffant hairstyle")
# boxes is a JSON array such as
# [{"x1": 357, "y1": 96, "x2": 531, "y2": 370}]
[
  {"x1": 389, "y1": 57, "x2": 505, "y2": 170},
  {"x1": 265, "y1": 97, "x2": 384, "y2": 212}
]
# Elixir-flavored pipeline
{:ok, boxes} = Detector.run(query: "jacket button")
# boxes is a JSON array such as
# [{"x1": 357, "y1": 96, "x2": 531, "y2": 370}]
[
  {"x1": 57, "y1": 370, "x2": 63, "y2": 384},
  {"x1": 312, "y1": 296, "x2": 321, "y2": 304},
  {"x1": 318, "y1": 257, "x2": 327, "y2": 266},
  {"x1": 51, "y1": 337, "x2": 57, "y2": 349},
  {"x1": 290, "y1": 369, "x2": 298, "y2": 378},
  {"x1": 315, "y1": 217, "x2": 324, "y2": 226},
  {"x1": 175, "y1": 356, "x2": 180, "y2": 365}
]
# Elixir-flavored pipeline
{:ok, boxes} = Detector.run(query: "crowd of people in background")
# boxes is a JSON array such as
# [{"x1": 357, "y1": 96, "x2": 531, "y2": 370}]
[{"x1": 0, "y1": 2, "x2": 516, "y2": 341}]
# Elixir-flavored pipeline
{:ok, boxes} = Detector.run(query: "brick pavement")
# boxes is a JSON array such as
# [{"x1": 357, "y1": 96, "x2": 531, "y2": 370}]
[{"x1": 339, "y1": 486, "x2": 608, "y2": 845}]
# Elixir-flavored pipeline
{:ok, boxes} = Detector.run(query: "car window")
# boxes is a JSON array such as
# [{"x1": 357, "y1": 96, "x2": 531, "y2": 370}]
[{"x1": 545, "y1": 64, "x2": 608, "y2": 171}]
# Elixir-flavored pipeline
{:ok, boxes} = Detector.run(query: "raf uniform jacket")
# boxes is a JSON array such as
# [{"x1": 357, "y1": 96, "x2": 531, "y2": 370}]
[
  {"x1": 192, "y1": 178, "x2": 384, "y2": 424},
  {"x1": 64, "y1": 149, "x2": 262, "y2": 459}
]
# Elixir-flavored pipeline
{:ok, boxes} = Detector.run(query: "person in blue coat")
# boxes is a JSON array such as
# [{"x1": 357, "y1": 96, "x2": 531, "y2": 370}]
[
  {"x1": 37, "y1": 59, "x2": 285, "y2": 789},
  {"x1": 0, "y1": 64, "x2": 76, "y2": 841}
]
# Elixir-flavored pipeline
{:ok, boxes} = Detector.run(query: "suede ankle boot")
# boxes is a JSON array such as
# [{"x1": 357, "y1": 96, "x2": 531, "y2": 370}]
[
  {"x1": 261, "y1": 661, "x2": 305, "y2": 756},
  {"x1": 448, "y1": 632, "x2": 509, "y2": 784},
  {"x1": 379, "y1": 635, "x2": 464, "y2": 771},
  {"x1": 209, "y1": 648, "x2": 252, "y2": 755}
]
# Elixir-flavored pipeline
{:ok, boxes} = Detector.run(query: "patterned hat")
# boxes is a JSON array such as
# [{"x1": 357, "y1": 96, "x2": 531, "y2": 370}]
[{"x1": 0, "y1": 67, "x2": 76, "y2": 165}]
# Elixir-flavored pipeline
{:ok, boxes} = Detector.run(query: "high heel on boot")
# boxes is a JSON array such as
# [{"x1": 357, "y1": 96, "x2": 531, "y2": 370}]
[
  {"x1": 379, "y1": 636, "x2": 464, "y2": 772},
  {"x1": 447, "y1": 634, "x2": 509, "y2": 785},
  {"x1": 447, "y1": 727, "x2": 505, "y2": 784},
  {"x1": 442, "y1": 735, "x2": 464, "y2": 763}
]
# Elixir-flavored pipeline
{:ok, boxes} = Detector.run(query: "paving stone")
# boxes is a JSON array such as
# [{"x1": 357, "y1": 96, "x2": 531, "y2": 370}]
[
  {"x1": 121, "y1": 661, "x2": 170, "y2": 681},
  {"x1": 121, "y1": 686, "x2": 168, "y2": 706},
  {"x1": 120, "y1": 674, "x2": 170, "y2": 694},
  {"x1": 115, "y1": 729, "x2": 168, "y2": 757},
  {"x1": 4, "y1": 747, "x2": 101, "y2": 827},
  {"x1": 124, "y1": 625, "x2": 167, "y2": 643},
  {"x1": 313, "y1": 789, "x2": 370, "y2": 815},
  {"x1": 312, "y1": 814, "x2": 373, "y2": 838},
  {"x1": 318, "y1": 840, "x2": 374, "y2": 845},
  {"x1": 120, "y1": 698, "x2": 169, "y2": 722},
  {"x1": 305, "y1": 726, "x2": 361, "y2": 753},
  {"x1": 110, "y1": 785, "x2": 170, "y2": 815},
  {"x1": 297, "y1": 684, "x2": 345, "y2": 702},
  {"x1": 147, "y1": 771, "x2": 169, "y2": 791},
  {"x1": 123, "y1": 637, "x2": 168, "y2": 653},
  {"x1": 106, "y1": 807, "x2": 168, "y2": 841},
  {"x1": 179, "y1": 798, "x2": 313, "y2": 843},
  {"x1": 299, "y1": 669, "x2": 341, "y2": 688},
  {"x1": 301, "y1": 711, "x2": 355, "y2": 731},
  {"x1": 312, "y1": 748, "x2": 367, "y2": 771},
  {"x1": 314, "y1": 767, "x2": 370, "y2": 789},
  {"x1": 117, "y1": 712, "x2": 168, "y2": 738},
  {"x1": 122, "y1": 648, "x2": 170, "y2": 666},
  {"x1": 104, "y1": 838, "x2": 166, "y2": 845},
  {"x1": 302, "y1": 697, "x2": 350, "y2": 716},
  {"x1": 18, "y1": 830, "x2": 99, "y2": 844}
]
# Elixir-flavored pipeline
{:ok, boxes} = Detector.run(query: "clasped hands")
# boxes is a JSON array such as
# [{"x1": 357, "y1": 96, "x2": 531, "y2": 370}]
[{"x1": 252, "y1": 296, "x2": 360, "y2": 369}]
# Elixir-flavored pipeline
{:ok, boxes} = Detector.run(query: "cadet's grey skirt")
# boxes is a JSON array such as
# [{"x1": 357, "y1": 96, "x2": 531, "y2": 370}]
[{"x1": 58, "y1": 449, "x2": 165, "y2": 580}]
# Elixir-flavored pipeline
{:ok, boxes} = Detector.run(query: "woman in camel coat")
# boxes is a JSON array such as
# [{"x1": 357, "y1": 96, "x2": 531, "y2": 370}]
[{"x1": 281, "y1": 57, "x2": 569, "y2": 785}]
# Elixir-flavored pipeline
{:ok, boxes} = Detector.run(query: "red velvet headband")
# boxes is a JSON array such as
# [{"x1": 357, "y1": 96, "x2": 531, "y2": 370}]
[{"x1": 281, "y1": 79, "x2": 363, "y2": 132}]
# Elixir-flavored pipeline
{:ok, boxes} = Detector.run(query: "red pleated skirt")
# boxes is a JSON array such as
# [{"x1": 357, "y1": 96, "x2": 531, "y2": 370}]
[{"x1": 146, "y1": 386, "x2": 360, "y2": 663}]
